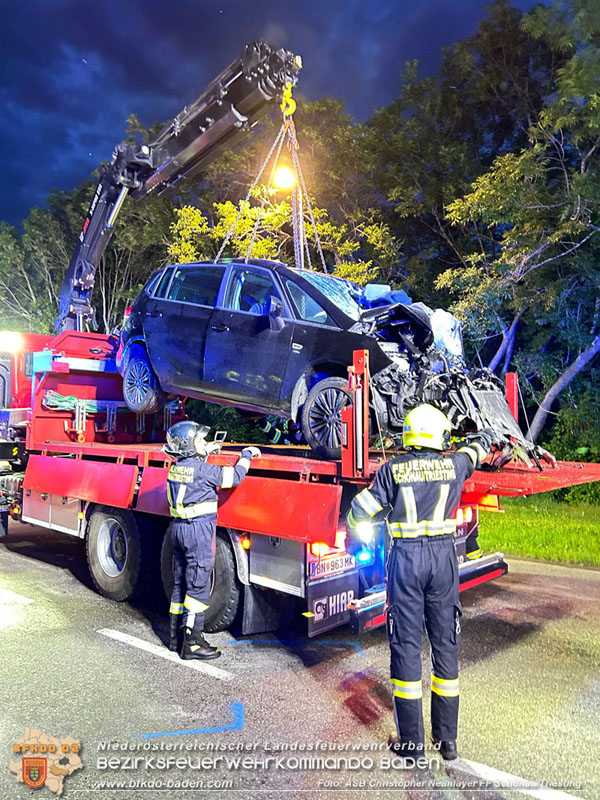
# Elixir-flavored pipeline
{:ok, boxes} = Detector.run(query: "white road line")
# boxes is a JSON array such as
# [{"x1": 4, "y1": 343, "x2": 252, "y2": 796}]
[
  {"x1": 0, "y1": 588, "x2": 35, "y2": 604},
  {"x1": 461, "y1": 758, "x2": 584, "y2": 800},
  {"x1": 97, "y1": 628, "x2": 233, "y2": 681}
]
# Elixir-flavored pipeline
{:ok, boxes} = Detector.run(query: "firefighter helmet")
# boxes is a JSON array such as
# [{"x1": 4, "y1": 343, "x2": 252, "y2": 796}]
[
  {"x1": 164, "y1": 421, "x2": 210, "y2": 458},
  {"x1": 403, "y1": 404, "x2": 451, "y2": 451}
]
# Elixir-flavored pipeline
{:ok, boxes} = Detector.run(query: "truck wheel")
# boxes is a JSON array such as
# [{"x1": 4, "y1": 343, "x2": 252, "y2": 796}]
[
  {"x1": 301, "y1": 376, "x2": 353, "y2": 460},
  {"x1": 160, "y1": 530, "x2": 240, "y2": 633},
  {"x1": 86, "y1": 508, "x2": 147, "y2": 601},
  {"x1": 122, "y1": 344, "x2": 165, "y2": 414}
]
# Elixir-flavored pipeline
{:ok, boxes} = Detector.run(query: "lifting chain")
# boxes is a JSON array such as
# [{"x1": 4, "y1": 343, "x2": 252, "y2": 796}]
[{"x1": 214, "y1": 82, "x2": 327, "y2": 273}]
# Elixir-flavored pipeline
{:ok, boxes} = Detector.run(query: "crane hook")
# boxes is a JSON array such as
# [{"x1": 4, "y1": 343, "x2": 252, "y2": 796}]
[{"x1": 280, "y1": 82, "x2": 296, "y2": 117}]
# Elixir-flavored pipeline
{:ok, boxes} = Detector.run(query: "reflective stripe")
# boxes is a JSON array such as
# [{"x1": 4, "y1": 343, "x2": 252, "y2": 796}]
[
  {"x1": 392, "y1": 678, "x2": 422, "y2": 700},
  {"x1": 262, "y1": 421, "x2": 272, "y2": 432},
  {"x1": 169, "y1": 500, "x2": 219, "y2": 519},
  {"x1": 272, "y1": 429, "x2": 281, "y2": 443},
  {"x1": 431, "y1": 674, "x2": 459, "y2": 697},
  {"x1": 471, "y1": 441, "x2": 487, "y2": 461},
  {"x1": 347, "y1": 508, "x2": 359, "y2": 531},
  {"x1": 355, "y1": 488, "x2": 383, "y2": 516},
  {"x1": 169, "y1": 602, "x2": 184, "y2": 615},
  {"x1": 237, "y1": 457, "x2": 251, "y2": 471},
  {"x1": 401, "y1": 487, "x2": 417, "y2": 524},
  {"x1": 184, "y1": 595, "x2": 210, "y2": 613},
  {"x1": 220, "y1": 466, "x2": 235, "y2": 489},
  {"x1": 466, "y1": 548, "x2": 482, "y2": 560},
  {"x1": 457, "y1": 446, "x2": 478, "y2": 467},
  {"x1": 432, "y1": 483, "x2": 450, "y2": 524},
  {"x1": 390, "y1": 518, "x2": 457, "y2": 538}
]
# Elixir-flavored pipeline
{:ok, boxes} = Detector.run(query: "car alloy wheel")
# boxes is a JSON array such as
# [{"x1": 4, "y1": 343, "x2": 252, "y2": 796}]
[{"x1": 125, "y1": 359, "x2": 152, "y2": 407}]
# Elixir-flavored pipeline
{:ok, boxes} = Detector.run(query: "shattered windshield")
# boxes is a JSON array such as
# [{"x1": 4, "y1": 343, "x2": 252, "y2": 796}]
[{"x1": 296, "y1": 272, "x2": 362, "y2": 321}]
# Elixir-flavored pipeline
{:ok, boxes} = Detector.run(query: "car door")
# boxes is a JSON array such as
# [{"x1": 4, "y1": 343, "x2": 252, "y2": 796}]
[
  {"x1": 141, "y1": 266, "x2": 178, "y2": 386},
  {"x1": 278, "y1": 275, "x2": 351, "y2": 403},
  {"x1": 146, "y1": 264, "x2": 226, "y2": 394},
  {"x1": 204, "y1": 265, "x2": 293, "y2": 409}
]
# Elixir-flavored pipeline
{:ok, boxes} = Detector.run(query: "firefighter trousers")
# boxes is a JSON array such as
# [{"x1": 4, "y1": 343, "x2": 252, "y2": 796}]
[
  {"x1": 386, "y1": 535, "x2": 461, "y2": 747},
  {"x1": 169, "y1": 517, "x2": 215, "y2": 633}
]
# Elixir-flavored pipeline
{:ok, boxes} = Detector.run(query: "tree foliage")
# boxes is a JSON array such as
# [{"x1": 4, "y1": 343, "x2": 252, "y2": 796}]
[{"x1": 2, "y1": 0, "x2": 600, "y2": 452}]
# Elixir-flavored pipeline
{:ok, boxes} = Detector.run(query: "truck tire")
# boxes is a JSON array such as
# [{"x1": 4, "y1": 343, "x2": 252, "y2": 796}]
[
  {"x1": 301, "y1": 376, "x2": 353, "y2": 460},
  {"x1": 86, "y1": 508, "x2": 149, "y2": 601},
  {"x1": 122, "y1": 344, "x2": 165, "y2": 414},
  {"x1": 160, "y1": 530, "x2": 240, "y2": 633}
]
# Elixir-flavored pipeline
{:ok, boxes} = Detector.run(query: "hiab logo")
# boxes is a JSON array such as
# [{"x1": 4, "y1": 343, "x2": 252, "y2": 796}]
[
  {"x1": 9, "y1": 728, "x2": 83, "y2": 795},
  {"x1": 313, "y1": 590, "x2": 355, "y2": 622}
]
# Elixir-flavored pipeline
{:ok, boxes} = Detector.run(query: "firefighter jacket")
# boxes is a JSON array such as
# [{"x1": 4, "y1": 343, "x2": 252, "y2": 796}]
[
  {"x1": 348, "y1": 441, "x2": 489, "y2": 539},
  {"x1": 167, "y1": 453, "x2": 252, "y2": 521}
]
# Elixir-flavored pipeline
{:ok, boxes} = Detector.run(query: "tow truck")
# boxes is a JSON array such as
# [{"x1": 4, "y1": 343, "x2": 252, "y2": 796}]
[{"x1": 2, "y1": 43, "x2": 600, "y2": 638}]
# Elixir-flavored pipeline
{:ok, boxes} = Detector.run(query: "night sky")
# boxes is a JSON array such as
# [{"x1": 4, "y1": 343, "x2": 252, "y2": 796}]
[{"x1": 1, "y1": 0, "x2": 541, "y2": 228}]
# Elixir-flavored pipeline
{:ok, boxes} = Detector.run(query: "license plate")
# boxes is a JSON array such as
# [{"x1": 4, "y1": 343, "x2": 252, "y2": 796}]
[{"x1": 308, "y1": 553, "x2": 356, "y2": 580}]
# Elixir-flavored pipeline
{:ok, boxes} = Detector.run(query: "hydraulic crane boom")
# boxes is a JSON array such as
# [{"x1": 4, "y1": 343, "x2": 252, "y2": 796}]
[{"x1": 56, "y1": 41, "x2": 302, "y2": 332}]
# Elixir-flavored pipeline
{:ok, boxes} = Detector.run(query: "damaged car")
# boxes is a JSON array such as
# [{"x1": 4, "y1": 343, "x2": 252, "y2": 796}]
[{"x1": 117, "y1": 258, "x2": 540, "y2": 462}]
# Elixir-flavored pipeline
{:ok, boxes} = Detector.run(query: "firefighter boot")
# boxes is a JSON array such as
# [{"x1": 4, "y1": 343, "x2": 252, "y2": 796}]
[
  {"x1": 168, "y1": 613, "x2": 184, "y2": 652},
  {"x1": 432, "y1": 738, "x2": 458, "y2": 761},
  {"x1": 181, "y1": 627, "x2": 221, "y2": 660},
  {"x1": 387, "y1": 734, "x2": 425, "y2": 759}
]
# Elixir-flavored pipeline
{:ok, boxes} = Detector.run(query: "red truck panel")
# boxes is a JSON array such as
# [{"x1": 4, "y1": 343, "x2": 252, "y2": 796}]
[
  {"x1": 462, "y1": 460, "x2": 600, "y2": 500},
  {"x1": 23, "y1": 455, "x2": 138, "y2": 509},
  {"x1": 137, "y1": 465, "x2": 343, "y2": 545}
]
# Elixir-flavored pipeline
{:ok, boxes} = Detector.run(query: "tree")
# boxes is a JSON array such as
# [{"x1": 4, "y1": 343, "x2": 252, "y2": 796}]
[
  {"x1": 369, "y1": 0, "x2": 565, "y2": 306},
  {"x1": 439, "y1": 0, "x2": 600, "y2": 440},
  {"x1": 167, "y1": 190, "x2": 399, "y2": 286}
]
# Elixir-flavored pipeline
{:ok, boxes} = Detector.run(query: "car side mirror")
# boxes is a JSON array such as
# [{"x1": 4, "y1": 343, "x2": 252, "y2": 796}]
[{"x1": 267, "y1": 296, "x2": 282, "y2": 317}]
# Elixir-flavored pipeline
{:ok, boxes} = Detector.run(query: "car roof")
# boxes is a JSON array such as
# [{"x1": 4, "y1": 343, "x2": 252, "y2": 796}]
[
  {"x1": 167, "y1": 259, "x2": 356, "y2": 325},
  {"x1": 171, "y1": 258, "x2": 347, "y2": 284}
]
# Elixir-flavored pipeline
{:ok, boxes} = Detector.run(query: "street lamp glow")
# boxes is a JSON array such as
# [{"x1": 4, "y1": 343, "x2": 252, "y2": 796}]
[{"x1": 273, "y1": 166, "x2": 295, "y2": 190}]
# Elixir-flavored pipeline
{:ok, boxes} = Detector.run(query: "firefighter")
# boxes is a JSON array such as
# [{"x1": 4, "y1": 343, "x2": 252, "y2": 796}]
[
  {"x1": 258, "y1": 416, "x2": 304, "y2": 446},
  {"x1": 347, "y1": 404, "x2": 497, "y2": 760},
  {"x1": 164, "y1": 420, "x2": 260, "y2": 660}
]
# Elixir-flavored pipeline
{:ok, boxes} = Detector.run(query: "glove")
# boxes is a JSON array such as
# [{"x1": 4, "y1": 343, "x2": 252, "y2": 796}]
[
  {"x1": 241, "y1": 446, "x2": 262, "y2": 460},
  {"x1": 470, "y1": 428, "x2": 507, "y2": 450}
]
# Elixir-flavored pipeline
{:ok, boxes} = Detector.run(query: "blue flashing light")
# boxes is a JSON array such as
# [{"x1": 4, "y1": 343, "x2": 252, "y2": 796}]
[{"x1": 357, "y1": 548, "x2": 374, "y2": 564}]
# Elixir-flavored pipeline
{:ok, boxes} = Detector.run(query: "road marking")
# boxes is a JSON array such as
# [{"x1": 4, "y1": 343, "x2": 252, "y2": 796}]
[
  {"x1": 461, "y1": 759, "x2": 584, "y2": 800},
  {"x1": 141, "y1": 702, "x2": 244, "y2": 738},
  {"x1": 97, "y1": 629, "x2": 233, "y2": 681},
  {"x1": 0, "y1": 588, "x2": 35, "y2": 604}
]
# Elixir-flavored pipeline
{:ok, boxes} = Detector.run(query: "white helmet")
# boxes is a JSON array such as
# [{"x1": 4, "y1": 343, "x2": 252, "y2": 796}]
[{"x1": 164, "y1": 421, "x2": 211, "y2": 458}]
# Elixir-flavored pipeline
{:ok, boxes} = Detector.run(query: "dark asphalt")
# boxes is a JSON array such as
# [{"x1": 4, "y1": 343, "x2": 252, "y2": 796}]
[{"x1": 1, "y1": 520, "x2": 597, "y2": 800}]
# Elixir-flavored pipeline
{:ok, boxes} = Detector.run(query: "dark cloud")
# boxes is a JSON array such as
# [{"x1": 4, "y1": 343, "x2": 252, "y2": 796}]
[{"x1": 0, "y1": 0, "x2": 540, "y2": 226}]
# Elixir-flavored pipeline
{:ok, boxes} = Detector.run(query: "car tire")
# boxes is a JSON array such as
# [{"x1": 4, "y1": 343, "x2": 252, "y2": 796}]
[
  {"x1": 301, "y1": 376, "x2": 353, "y2": 460},
  {"x1": 86, "y1": 508, "x2": 148, "y2": 601},
  {"x1": 160, "y1": 530, "x2": 240, "y2": 633},
  {"x1": 122, "y1": 344, "x2": 165, "y2": 414}
]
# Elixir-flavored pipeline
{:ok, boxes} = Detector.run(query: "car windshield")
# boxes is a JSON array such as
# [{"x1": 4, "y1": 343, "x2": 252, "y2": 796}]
[{"x1": 296, "y1": 272, "x2": 362, "y2": 321}]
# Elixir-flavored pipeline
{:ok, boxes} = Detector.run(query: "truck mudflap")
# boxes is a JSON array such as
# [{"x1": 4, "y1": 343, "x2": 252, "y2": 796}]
[{"x1": 347, "y1": 552, "x2": 508, "y2": 635}]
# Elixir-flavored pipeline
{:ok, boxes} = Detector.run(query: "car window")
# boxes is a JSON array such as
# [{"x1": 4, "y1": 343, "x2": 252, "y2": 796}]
[
  {"x1": 145, "y1": 271, "x2": 162, "y2": 296},
  {"x1": 166, "y1": 266, "x2": 226, "y2": 306},
  {"x1": 283, "y1": 278, "x2": 338, "y2": 327},
  {"x1": 297, "y1": 272, "x2": 361, "y2": 321},
  {"x1": 154, "y1": 267, "x2": 175, "y2": 299},
  {"x1": 223, "y1": 268, "x2": 283, "y2": 315}
]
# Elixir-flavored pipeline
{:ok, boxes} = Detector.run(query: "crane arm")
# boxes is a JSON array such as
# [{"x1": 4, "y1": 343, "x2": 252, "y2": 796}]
[{"x1": 56, "y1": 41, "x2": 302, "y2": 331}]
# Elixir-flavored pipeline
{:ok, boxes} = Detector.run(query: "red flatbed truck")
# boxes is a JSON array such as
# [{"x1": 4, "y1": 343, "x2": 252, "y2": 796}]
[{"x1": 2, "y1": 332, "x2": 600, "y2": 638}]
